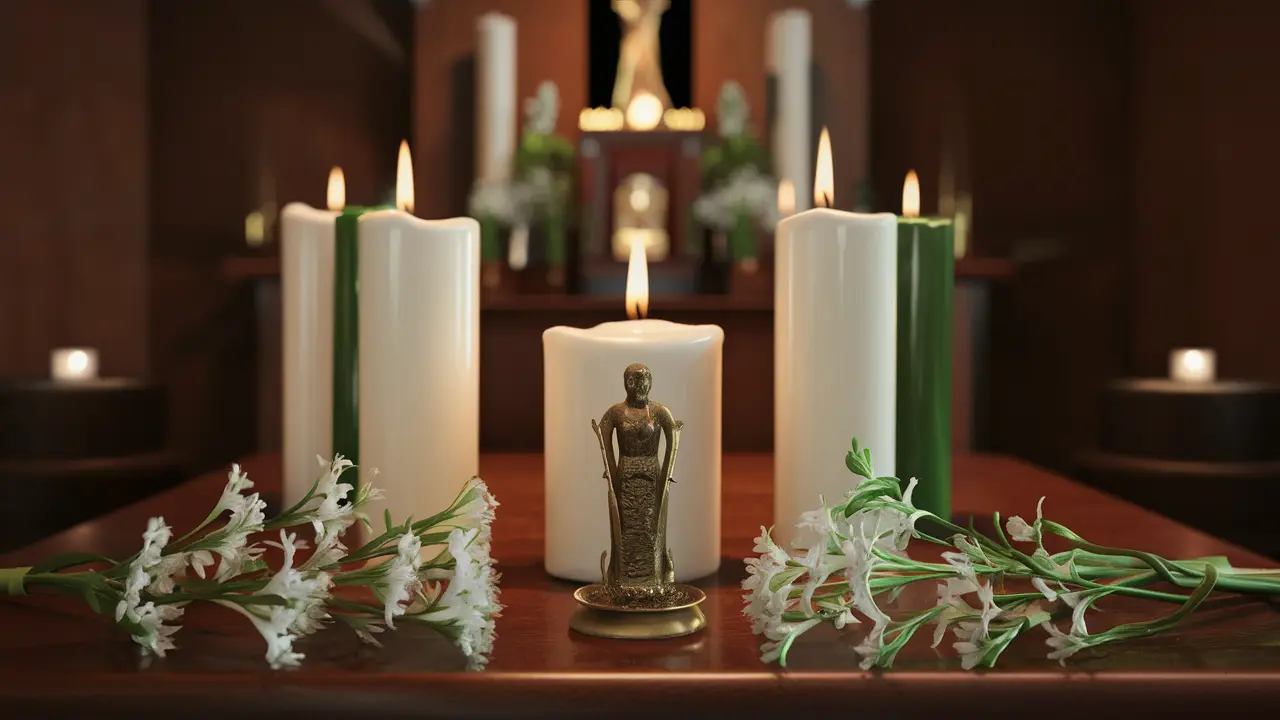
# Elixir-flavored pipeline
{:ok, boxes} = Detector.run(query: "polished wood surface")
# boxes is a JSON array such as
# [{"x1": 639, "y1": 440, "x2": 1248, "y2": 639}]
[{"x1": 3, "y1": 453, "x2": 1279, "y2": 716}]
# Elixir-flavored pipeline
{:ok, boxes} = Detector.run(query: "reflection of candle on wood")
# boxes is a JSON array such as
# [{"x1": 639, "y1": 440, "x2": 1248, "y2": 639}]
[
  {"x1": 50, "y1": 348, "x2": 98, "y2": 382},
  {"x1": 357, "y1": 146, "x2": 480, "y2": 534},
  {"x1": 774, "y1": 126, "x2": 898, "y2": 547},
  {"x1": 280, "y1": 169, "x2": 345, "y2": 504},
  {"x1": 1170, "y1": 348, "x2": 1216, "y2": 383},
  {"x1": 543, "y1": 242, "x2": 723, "y2": 582},
  {"x1": 896, "y1": 169, "x2": 954, "y2": 520}
]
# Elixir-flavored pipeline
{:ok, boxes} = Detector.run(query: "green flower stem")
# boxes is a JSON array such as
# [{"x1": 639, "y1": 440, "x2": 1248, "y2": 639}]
[{"x1": 0, "y1": 566, "x2": 30, "y2": 596}]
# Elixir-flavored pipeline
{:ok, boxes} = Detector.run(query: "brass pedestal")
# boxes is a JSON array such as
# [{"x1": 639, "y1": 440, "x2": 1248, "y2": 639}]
[{"x1": 569, "y1": 584, "x2": 707, "y2": 640}]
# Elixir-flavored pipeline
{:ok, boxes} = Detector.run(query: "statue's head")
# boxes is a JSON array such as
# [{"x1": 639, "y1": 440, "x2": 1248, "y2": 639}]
[{"x1": 623, "y1": 363, "x2": 652, "y2": 401}]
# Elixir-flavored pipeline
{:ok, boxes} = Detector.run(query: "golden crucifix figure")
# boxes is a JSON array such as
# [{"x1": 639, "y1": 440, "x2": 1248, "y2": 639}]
[{"x1": 611, "y1": 0, "x2": 672, "y2": 111}]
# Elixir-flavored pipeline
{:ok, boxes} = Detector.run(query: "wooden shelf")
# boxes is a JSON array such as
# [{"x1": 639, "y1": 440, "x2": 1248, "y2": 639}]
[{"x1": 223, "y1": 255, "x2": 1016, "y2": 300}]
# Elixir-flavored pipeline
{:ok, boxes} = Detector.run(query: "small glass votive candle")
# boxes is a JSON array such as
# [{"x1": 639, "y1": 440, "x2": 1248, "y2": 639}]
[
  {"x1": 50, "y1": 347, "x2": 99, "y2": 382},
  {"x1": 1169, "y1": 348, "x2": 1216, "y2": 384}
]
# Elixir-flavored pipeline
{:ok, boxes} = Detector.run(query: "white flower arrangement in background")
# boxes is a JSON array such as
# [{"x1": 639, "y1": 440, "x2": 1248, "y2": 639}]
[
  {"x1": 0, "y1": 455, "x2": 502, "y2": 670},
  {"x1": 744, "y1": 437, "x2": 1280, "y2": 670},
  {"x1": 693, "y1": 167, "x2": 780, "y2": 233},
  {"x1": 716, "y1": 81, "x2": 749, "y2": 138},
  {"x1": 524, "y1": 81, "x2": 559, "y2": 137}
]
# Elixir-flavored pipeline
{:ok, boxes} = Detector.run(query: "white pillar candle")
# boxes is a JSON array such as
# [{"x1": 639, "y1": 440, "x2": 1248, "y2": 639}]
[
  {"x1": 280, "y1": 202, "x2": 337, "y2": 505},
  {"x1": 768, "y1": 9, "x2": 812, "y2": 213},
  {"x1": 357, "y1": 210, "x2": 480, "y2": 529},
  {"x1": 50, "y1": 348, "x2": 99, "y2": 382},
  {"x1": 543, "y1": 246, "x2": 723, "y2": 583},
  {"x1": 774, "y1": 135, "x2": 897, "y2": 548},
  {"x1": 476, "y1": 12, "x2": 517, "y2": 183},
  {"x1": 1170, "y1": 348, "x2": 1216, "y2": 384}
]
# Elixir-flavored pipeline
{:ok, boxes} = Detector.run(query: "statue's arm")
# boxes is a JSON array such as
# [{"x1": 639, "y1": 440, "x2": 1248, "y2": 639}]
[{"x1": 599, "y1": 408, "x2": 620, "y2": 486}]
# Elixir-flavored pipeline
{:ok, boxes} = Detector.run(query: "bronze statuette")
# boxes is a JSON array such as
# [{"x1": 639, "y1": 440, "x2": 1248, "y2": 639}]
[{"x1": 570, "y1": 363, "x2": 707, "y2": 639}]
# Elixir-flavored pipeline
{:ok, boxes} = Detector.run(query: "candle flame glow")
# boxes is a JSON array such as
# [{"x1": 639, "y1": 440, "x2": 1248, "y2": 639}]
[
  {"x1": 902, "y1": 169, "x2": 920, "y2": 218},
  {"x1": 778, "y1": 179, "x2": 795, "y2": 217},
  {"x1": 625, "y1": 238, "x2": 649, "y2": 320},
  {"x1": 327, "y1": 166, "x2": 346, "y2": 211},
  {"x1": 396, "y1": 139, "x2": 414, "y2": 213},
  {"x1": 814, "y1": 127, "x2": 833, "y2": 208}
]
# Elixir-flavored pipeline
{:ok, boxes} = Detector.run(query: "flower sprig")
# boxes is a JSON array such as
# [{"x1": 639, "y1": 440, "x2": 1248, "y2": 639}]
[
  {"x1": 744, "y1": 438, "x2": 1277, "y2": 670},
  {"x1": 0, "y1": 455, "x2": 501, "y2": 669}
]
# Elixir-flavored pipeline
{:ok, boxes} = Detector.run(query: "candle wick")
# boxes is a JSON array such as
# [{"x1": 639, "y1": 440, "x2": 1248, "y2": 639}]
[{"x1": 822, "y1": 192, "x2": 832, "y2": 209}]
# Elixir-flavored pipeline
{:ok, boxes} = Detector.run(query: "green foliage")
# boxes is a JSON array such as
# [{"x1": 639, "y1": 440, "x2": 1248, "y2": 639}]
[{"x1": 701, "y1": 133, "x2": 770, "y2": 190}]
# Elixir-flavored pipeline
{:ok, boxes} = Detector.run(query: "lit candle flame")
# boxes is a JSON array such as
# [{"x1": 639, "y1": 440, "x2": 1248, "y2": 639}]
[
  {"x1": 777, "y1": 179, "x2": 795, "y2": 217},
  {"x1": 814, "y1": 127, "x2": 833, "y2": 208},
  {"x1": 326, "y1": 166, "x2": 346, "y2": 211},
  {"x1": 902, "y1": 169, "x2": 920, "y2": 218},
  {"x1": 396, "y1": 139, "x2": 414, "y2": 213},
  {"x1": 625, "y1": 238, "x2": 649, "y2": 320}
]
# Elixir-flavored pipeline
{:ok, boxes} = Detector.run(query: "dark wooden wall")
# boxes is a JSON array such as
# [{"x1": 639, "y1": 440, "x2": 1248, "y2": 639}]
[
  {"x1": 872, "y1": 0, "x2": 1136, "y2": 470},
  {"x1": 0, "y1": 0, "x2": 149, "y2": 378},
  {"x1": 148, "y1": 0, "x2": 411, "y2": 470},
  {"x1": 8, "y1": 1, "x2": 1280, "y2": 474},
  {"x1": 1130, "y1": 0, "x2": 1280, "y2": 381}
]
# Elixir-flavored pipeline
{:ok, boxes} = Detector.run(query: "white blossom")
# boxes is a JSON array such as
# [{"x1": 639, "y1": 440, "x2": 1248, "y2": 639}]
[
  {"x1": 524, "y1": 81, "x2": 559, "y2": 136},
  {"x1": 299, "y1": 454, "x2": 361, "y2": 570},
  {"x1": 212, "y1": 491, "x2": 267, "y2": 581},
  {"x1": 694, "y1": 168, "x2": 781, "y2": 232},
  {"x1": 742, "y1": 528, "x2": 799, "y2": 635},
  {"x1": 116, "y1": 517, "x2": 172, "y2": 623},
  {"x1": 215, "y1": 463, "x2": 255, "y2": 517},
  {"x1": 219, "y1": 530, "x2": 332, "y2": 669},
  {"x1": 1042, "y1": 600, "x2": 1092, "y2": 663},
  {"x1": 1006, "y1": 497, "x2": 1046, "y2": 544},
  {"x1": 716, "y1": 81, "x2": 749, "y2": 137},
  {"x1": 421, "y1": 527, "x2": 502, "y2": 665},
  {"x1": 759, "y1": 618, "x2": 821, "y2": 664},
  {"x1": 130, "y1": 601, "x2": 183, "y2": 657},
  {"x1": 374, "y1": 532, "x2": 424, "y2": 628}
]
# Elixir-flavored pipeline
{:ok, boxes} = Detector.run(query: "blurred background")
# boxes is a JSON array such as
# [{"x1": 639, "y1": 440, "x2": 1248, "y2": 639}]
[{"x1": 2, "y1": 0, "x2": 1278, "y2": 553}]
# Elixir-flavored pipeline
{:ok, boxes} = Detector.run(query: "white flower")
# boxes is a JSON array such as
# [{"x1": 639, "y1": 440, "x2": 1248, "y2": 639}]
[
  {"x1": 1042, "y1": 602, "x2": 1093, "y2": 664},
  {"x1": 931, "y1": 575, "x2": 981, "y2": 648},
  {"x1": 219, "y1": 530, "x2": 332, "y2": 669},
  {"x1": 841, "y1": 513, "x2": 891, "y2": 636},
  {"x1": 852, "y1": 623, "x2": 887, "y2": 670},
  {"x1": 469, "y1": 179, "x2": 526, "y2": 225},
  {"x1": 212, "y1": 491, "x2": 267, "y2": 581},
  {"x1": 116, "y1": 517, "x2": 172, "y2": 624},
  {"x1": 374, "y1": 532, "x2": 423, "y2": 628},
  {"x1": 694, "y1": 168, "x2": 781, "y2": 232},
  {"x1": 523, "y1": 81, "x2": 559, "y2": 136},
  {"x1": 130, "y1": 601, "x2": 183, "y2": 657},
  {"x1": 215, "y1": 463, "x2": 255, "y2": 516},
  {"x1": 1006, "y1": 496, "x2": 1046, "y2": 544},
  {"x1": 453, "y1": 477, "x2": 500, "y2": 533},
  {"x1": 716, "y1": 81, "x2": 749, "y2": 137},
  {"x1": 942, "y1": 550, "x2": 979, "y2": 587},
  {"x1": 759, "y1": 618, "x2": 821, "y2": 664},
  {"x1": 974, "y1": 580, "x2": 1004, "y2": 640},
  {"x1": 742, "y1": 527, "x2": 796, "y2": 632},
  {"x1": 421, "y1": 527, "x2": 502, "y2": 665},
  {"x1": 302, "y1": 455, "x2": 359, "y2": 570}
]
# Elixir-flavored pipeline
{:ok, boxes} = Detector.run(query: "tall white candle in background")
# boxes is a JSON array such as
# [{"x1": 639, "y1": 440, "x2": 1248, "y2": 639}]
[
  {"x1": 358, "y1": 151, "x2": 480, "y2": 529},
  {"x1": 476, "y1": 12, "x2": 517, "y2": 182},
  {"x1": 774, "y1": 127, "x2": 897, "y2": 547},
  {"x1": 279, "y1": 167, "x2": 345, "y2": 505},
  {"x1": 768, "y1": 9, "x2": 812, "y2": 213},
  {"x1": 543, "y1": 241, "x2": 723, "y2": 583}
]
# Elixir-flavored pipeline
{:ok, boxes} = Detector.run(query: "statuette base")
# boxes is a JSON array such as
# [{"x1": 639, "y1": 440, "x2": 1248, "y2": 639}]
[{"x1": 570, "y1": 583, "x2": 707, "y2": 639}]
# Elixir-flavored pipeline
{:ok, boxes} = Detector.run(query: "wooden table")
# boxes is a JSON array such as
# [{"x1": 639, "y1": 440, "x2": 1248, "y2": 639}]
[{"x1": 3, "y1": 453, "x2": 1280, "y2": 717}]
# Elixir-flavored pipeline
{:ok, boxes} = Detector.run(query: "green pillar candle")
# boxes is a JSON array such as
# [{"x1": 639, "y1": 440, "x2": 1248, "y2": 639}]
[
  {"x1": 896, "y1": 216, "x2": 954, "y2": 520},
  {"x1": 331, "y1": 204, "x2": 391, "y2": 493}
]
